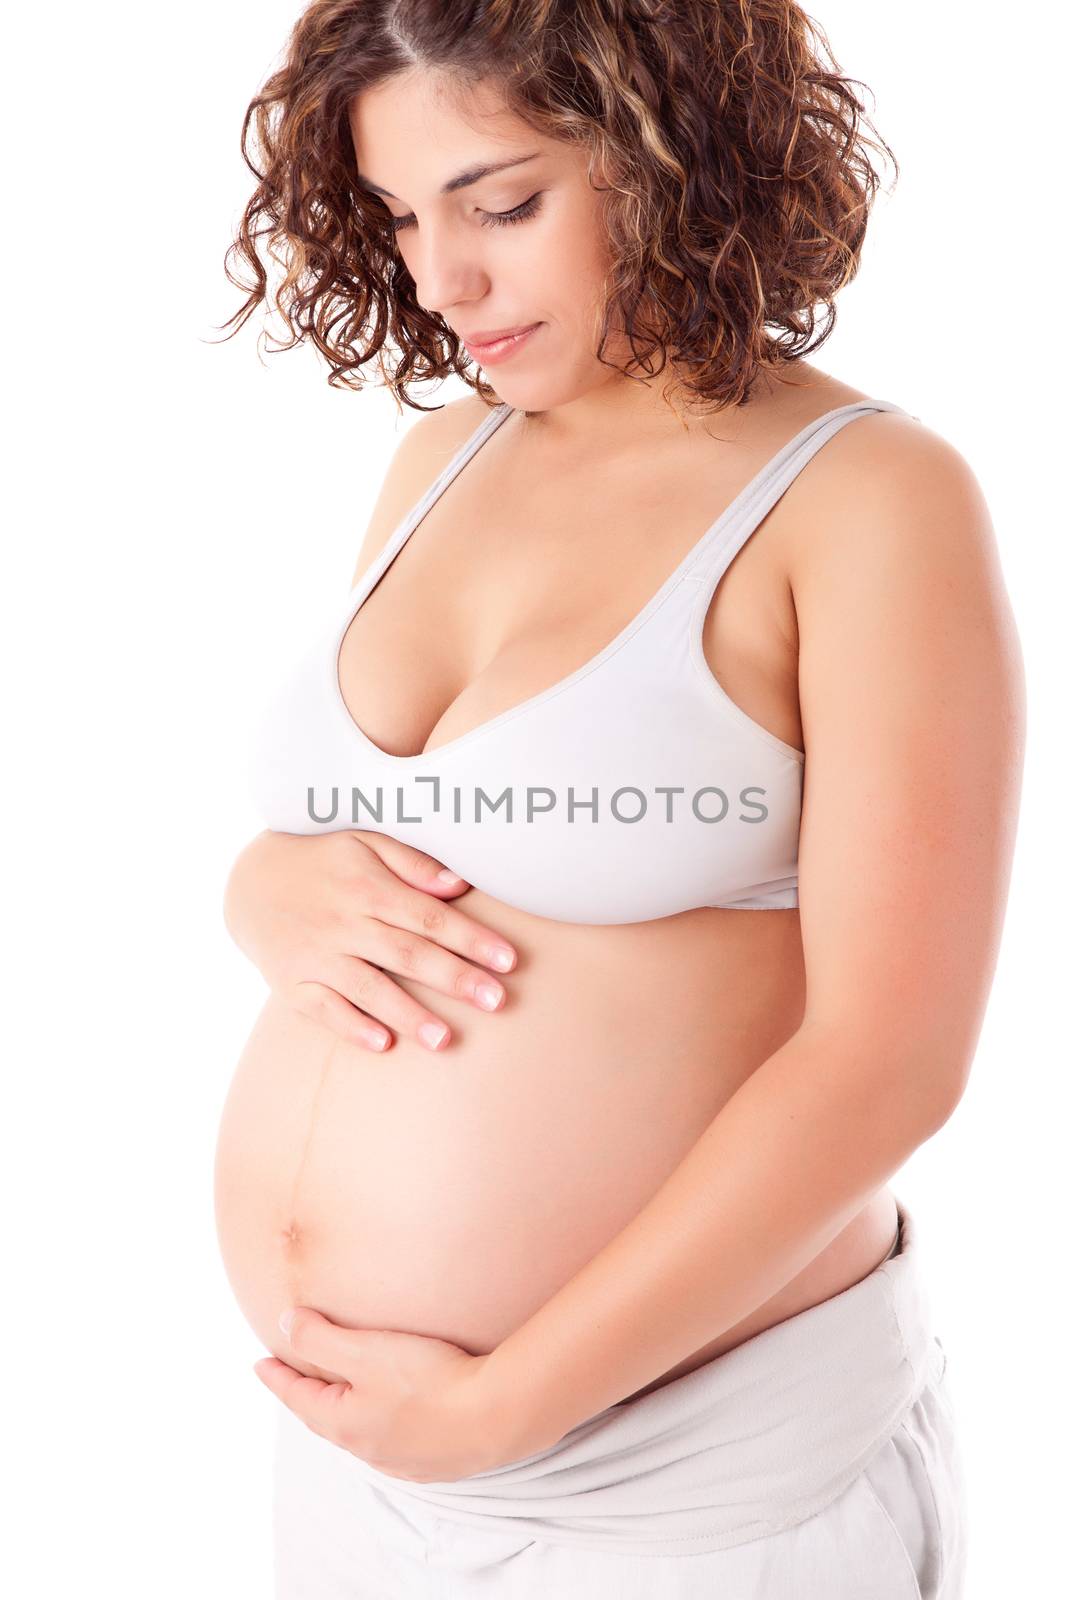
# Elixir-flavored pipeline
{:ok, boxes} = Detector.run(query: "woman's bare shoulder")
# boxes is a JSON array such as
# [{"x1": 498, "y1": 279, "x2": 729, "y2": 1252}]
[
  {"x1": 780, "y1": 404, "x2": 1002, "y2": 608},
  {"x1": 350, "y1": 394, "x2": 497, "y2": 586}
]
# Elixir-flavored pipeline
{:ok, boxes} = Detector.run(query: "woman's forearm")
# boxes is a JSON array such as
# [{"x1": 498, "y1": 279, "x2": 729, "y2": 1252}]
[
  {"x1": 221, "y1": 829, "x2": 273, "y2": 957},
  {"x1": 478, "y1": 1022, "x2": 963, "y2": 1461}
]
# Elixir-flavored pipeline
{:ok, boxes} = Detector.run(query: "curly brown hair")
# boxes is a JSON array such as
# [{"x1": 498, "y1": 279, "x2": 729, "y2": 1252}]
[{"x1": 216, "y1": 0, "x2": 897, "y2": 418}]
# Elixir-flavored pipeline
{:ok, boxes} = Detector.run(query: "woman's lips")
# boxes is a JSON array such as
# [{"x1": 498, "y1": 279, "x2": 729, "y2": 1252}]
[{"x1": 462, "y1": 323, "x2": 543, "y2": 363}]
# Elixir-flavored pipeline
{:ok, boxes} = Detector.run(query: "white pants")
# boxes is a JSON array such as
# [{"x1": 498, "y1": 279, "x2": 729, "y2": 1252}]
[{"x1": 272, "y1": 1200, "x2": 967, "y2": 1597}]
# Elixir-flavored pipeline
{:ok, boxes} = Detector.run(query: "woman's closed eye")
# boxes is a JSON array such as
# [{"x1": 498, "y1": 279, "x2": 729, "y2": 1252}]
[{"x1": 389, "y1": 192, "x2": 545, "y2": 235}]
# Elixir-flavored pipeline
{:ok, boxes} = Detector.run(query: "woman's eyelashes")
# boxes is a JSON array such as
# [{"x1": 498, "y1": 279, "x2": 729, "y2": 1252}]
[
  {"x1": 479, "y1": 192, "x2": 545, "y2": 230},
  {"x1": 388, "y1": 192, "x2": 545, "y2": 235}
]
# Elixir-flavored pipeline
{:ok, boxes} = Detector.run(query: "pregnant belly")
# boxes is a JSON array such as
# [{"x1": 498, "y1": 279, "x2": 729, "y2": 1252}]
[{"x1": 213, "y1": 901, "x2": 898, "y2": 1398}]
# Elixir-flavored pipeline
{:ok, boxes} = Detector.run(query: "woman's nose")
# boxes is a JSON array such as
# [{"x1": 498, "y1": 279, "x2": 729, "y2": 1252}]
[{"x1": 408, "y1": 229, "x2": 490, "y2": 318}]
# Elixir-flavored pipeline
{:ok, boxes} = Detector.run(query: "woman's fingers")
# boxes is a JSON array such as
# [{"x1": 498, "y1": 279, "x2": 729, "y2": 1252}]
[
  {"x1": 326, "y1": 955, "x2": 456, "y2": 1052},
  {"x1": 274, "y1": 832, "x2": 521, "y2": 1052},
  {"x1": 350, "y1": 867, "x2": 518, "y2": 979},
  {"x1": 352, "y1": 832, "x2": 470, "y2": 896},
  {"x1": 351, "y1": 922, "x2": 509, "y2": 1015},
  {"x1": 319, "y1": 939, "x2": 507, "y2": 1051},
  {"x1": 291, "y1": 949, "x2": 485, "y2": 1053},
  {"x1": 290, "y1": 920, "x2": 512, "y2": 1052},
  {"x1": 346, "y1": 834, "x2": 517, "y2": 973},
  {"x1": 288, "y1": 979, "x2": 392, "y2": 1053}
]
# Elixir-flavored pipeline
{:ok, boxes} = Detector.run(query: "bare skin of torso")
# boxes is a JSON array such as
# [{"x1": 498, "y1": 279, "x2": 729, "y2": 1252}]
[{"x1": 213, "y1": 359, "x2": 902, "y2": 1412}]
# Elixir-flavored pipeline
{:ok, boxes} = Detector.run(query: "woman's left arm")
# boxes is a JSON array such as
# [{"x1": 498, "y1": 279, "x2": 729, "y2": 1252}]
[{"x1": 475, "y1": 416, "x2": 1026, "y2": 1462}]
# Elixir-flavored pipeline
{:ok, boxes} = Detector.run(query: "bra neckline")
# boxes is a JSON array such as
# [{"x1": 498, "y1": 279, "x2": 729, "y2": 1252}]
[{"x1": 327, "y1": 398, "x2": 903, "y2": 767}]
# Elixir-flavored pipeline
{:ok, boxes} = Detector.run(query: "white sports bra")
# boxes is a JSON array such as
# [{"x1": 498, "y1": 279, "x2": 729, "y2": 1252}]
[{"x1": 246, "y1": 397, "x2": 913, "y2": 924}]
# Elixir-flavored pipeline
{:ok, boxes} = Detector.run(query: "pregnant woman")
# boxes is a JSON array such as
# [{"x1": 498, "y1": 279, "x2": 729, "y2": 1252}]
[{"x1": 213, "y1": 3, "x2": 1023, "y2": 1595}]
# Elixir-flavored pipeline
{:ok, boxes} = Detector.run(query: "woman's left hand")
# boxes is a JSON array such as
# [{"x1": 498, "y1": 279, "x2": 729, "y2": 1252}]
[{"x1": 253, "y1": 1307, "x2": 508, "y2": 1483}]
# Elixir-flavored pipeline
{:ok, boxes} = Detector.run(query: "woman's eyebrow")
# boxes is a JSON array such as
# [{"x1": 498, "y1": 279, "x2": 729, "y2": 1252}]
[{"x1": 359, "y1": 152, "x2": 543, "y2": 202}]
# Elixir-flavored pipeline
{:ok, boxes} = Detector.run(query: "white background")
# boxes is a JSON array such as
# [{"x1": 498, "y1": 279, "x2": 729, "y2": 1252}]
[{"x1": 4, "y1": 3, "x2": 1061, "y2": 1594}]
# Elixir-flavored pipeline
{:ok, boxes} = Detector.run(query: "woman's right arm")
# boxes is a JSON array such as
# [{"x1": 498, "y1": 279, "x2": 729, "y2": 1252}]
[{"x1": 225, "y1": 396, "x2": 517, "y2": 1054}]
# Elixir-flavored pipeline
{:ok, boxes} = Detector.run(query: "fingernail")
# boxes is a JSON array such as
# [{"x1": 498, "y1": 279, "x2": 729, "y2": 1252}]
[
  {"x1": 279, "y1": 1309, "x2": 295, "y2": 1338},
  {"x1": 474, "y1": 981, "x2": 504, "y2": 1010},
  {"x1": 483, "y1": 945, "x2": 516, "y2": 972},
  {"x1": 418, "y1": 1021, "x2": 449, "y2": 1050},
  {"x1": 436, "y1": 869, "x2": 464, "y2": 886}
]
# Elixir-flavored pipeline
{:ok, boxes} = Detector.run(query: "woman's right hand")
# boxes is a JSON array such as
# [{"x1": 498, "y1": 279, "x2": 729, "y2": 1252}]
[{"x1": 222, "y1": 829, "x2": 518, "y2": 1054}]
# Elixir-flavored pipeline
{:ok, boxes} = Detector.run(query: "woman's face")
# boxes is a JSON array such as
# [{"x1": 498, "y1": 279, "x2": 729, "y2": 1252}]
[{"x1": 349, "y1": 71, "x2": 628, "y2": 414}]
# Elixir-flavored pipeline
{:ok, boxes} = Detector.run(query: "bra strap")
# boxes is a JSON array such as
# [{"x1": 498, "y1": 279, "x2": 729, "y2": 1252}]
[
  {"x1": 685, "y1": 400, "x2": 916, "y2": 588},
  {"x1": 344, "y1": 401, "x2": 513, "y2": 613}
]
